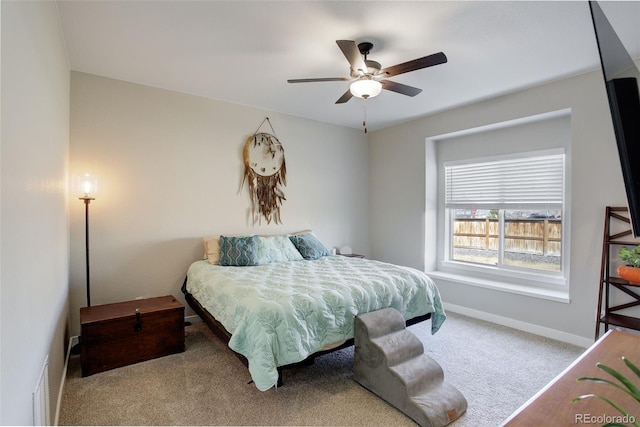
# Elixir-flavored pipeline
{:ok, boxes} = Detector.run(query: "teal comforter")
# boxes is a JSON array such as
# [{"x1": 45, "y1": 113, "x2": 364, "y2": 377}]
[{"x1": 185, "y1": 256, "x2": 445, "y2": 391}]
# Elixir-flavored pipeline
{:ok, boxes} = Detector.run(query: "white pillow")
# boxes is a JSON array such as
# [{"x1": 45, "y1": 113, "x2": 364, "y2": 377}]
[
  {"x1": 291, "y1": 229, "x2": 313, "y2": 236},
  {"x1": 203, "y1": 236, "x2": 221, "y2": 264}
]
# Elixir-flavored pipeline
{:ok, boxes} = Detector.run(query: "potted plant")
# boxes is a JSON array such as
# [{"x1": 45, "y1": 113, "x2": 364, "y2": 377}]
[
  {"x1": 619, "y1": 245, "x2": 640, "y2": 285},
  {"x1": 573, "y1": 357, "x2": 640, "y2": 426}
]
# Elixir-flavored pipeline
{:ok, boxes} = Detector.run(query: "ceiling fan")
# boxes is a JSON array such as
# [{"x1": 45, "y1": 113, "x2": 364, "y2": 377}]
[{"x1": 287, "y1": 40, "x2": 447, "y2": 104}]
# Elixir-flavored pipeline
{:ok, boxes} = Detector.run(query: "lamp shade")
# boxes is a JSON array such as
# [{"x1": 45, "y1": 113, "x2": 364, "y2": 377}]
[
  {"x1": 74, "y1": 173, "x2": 98, "y2": 198},
  {"x1": 350, "y1": 79, "x2": 382, "y2": 99}
]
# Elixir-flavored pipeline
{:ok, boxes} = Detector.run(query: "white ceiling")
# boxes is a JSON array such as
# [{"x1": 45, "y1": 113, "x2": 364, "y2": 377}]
[{"x1": 56, "y1": 1, "x2": 640, "y2": 132}]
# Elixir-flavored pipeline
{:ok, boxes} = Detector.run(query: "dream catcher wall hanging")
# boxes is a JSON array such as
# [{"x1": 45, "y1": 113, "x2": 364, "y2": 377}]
[{"x1": 241, "y1": 118, "x2": 287, "y2": 225}]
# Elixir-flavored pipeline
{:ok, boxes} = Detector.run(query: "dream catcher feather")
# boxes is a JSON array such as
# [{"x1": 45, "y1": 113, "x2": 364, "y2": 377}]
[{"x1": 241, "y1": 118, "x2": 286, "y2": 225}]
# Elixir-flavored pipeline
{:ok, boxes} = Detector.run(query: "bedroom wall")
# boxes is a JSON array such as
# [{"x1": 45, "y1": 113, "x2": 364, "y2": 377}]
[
  {"x1": 68, "y1": 72, "x2": 369, "y2": 336},
  {"x1": 369, "y1": 68, "x2": 625, "y2": 343},
  {"x1": 1, "y1": 1, "x2": 70, "y2": 424}
]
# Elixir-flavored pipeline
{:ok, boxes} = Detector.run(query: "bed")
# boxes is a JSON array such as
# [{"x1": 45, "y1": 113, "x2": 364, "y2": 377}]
[{"x1": 182, "y1": 233, "x2": 446, "y2": 391}]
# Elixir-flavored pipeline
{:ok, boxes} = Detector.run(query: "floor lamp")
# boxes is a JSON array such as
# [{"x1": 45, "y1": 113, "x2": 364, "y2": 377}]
[
  {"x1": 76, "y1": 173, "x2": 97, "y2": 307},
  {"x1": 71, "y1": 173, "x2": 97, "y2": 355}
]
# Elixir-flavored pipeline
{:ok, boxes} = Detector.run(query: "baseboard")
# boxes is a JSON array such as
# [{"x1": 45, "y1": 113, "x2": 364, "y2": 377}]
[
  {"x1": 54, "y1": 335, "x2": 78, "y2": 426},
  {"x1": 443, "y1": 302, "x2": 593, "y2": 348}
]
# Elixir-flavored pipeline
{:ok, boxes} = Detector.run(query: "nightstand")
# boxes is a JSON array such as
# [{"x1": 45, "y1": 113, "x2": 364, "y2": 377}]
[
  {"x1": 80, "y1": 295, "x2": 185, "y2": 376},
  {"x1": 340, "y1": 253, "x2": 365, "y2": 258}
]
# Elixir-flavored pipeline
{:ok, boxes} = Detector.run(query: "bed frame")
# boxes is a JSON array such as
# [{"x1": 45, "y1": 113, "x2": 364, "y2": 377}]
[{"x1": 181, "y1": 277, "x2": 431, "y2": 387}]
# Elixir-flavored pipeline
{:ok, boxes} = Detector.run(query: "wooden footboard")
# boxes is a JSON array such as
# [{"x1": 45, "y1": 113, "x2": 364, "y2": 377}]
[{"x1": 181, "y1": 276, "x2": 431, "y2": 386}]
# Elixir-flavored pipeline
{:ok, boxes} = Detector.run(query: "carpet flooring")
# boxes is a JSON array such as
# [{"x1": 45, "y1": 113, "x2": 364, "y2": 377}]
[{"x1": 58, "y1": 312, "x2": 586, "y2": 426}]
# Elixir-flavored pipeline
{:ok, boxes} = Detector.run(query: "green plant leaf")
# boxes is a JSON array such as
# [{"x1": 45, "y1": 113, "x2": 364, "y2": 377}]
[
  {"x1": 572, "y1": 393, "x2": 640, "y2": 427},
  {"x1": 597, "y1": 363, "x2": 640, "y2": 401},
  {"x1": 625, "y1": 358, "x2": 640, "y2": 381},
  {"x1": 577, "y1": 376, "x2": 628, "y2": 388},
  {"x1": 620, "y1": 246, "x2": 640, "y2": 267},
  {"x1": 576, "y1": 376, "x2": 640, "y2": 403}
]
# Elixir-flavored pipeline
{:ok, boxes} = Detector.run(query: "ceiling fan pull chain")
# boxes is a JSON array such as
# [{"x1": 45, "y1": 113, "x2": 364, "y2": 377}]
[{"x1": 362, "y1": 102, "x2": 368, "y2": 134}]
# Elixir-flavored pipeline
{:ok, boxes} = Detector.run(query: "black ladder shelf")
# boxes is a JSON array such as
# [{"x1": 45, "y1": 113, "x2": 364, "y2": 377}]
[{"x1": 595, "y1": 206, "x2": 640, "y2": 340}]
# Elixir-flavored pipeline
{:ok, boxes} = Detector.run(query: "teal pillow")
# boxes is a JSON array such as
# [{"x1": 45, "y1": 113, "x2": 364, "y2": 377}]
[
  {"x1": 219, "y1": 235, "x2": 259, "y2": 266},
  {"x1": 257, "y1": 235, "x2": 304, "y2": 264},
  {"x1": 289, "y1": 234, "x2": 330, "y2": 260}
]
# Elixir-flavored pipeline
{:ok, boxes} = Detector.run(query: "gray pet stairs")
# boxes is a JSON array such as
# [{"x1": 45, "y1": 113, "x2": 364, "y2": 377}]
[{"x1": 354, "y1": 308, "x2": 467, "y2": 427}]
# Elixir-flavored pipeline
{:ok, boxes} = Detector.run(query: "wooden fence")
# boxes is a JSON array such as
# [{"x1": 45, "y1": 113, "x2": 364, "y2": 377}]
[{"x1": 452, "y1": 218, "x2": 562, "y2": 256}]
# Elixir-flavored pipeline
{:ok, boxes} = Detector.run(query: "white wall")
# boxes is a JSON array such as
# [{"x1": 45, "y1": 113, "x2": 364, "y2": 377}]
[
  {"x1": 69, "y1": 72, "x2": 369, "y2": 336},
  {"x1": 369, "y1": 69, "x2": 625, "y2": 342},
  {"x1": 1, "y1": 1, "x2": 70, "y2": 424}
]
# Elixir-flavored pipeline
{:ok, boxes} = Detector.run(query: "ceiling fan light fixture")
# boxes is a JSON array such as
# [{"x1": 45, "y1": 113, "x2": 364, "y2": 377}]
[{"x1": 350, "y1": 79, "x2": 382, "y2": 99}]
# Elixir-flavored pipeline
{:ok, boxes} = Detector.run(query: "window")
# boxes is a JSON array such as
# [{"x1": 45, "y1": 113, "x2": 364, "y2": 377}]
[{"x1": 444, "y1": 150, "x2": 565, "y2": 280}]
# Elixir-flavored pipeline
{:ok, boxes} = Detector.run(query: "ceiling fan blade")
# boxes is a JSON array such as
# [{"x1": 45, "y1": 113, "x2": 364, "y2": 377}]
[
  {"x1": 287, "y1": 77, "x2": 350, "y2": 83},
  {"x1": 381, "y1": 80, "x2": 423, "y2": 97},
  {"x1": 336, "y1": 40, "x2": 368, "y2": 75},
  {"x1": 381, "y1": 52, "x2": 447, "y2": 78},
  {"x1": 335, "y1": 89, "x2": 353, "y2": 104}
]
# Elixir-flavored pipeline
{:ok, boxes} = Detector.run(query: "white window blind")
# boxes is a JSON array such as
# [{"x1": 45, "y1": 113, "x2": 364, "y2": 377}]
[{"x1": 445, "y1": 152, "x2": 564, "y2": 209}]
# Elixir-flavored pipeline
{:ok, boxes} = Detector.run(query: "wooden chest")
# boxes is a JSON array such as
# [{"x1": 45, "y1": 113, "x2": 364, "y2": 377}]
[{"x1": 80, "y1": 295, "x2": 185, "y2": 376}]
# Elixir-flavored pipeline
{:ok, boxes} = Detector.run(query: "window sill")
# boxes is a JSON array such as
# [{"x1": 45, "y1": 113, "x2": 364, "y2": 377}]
[{"x1": 426, "y1": 270, "x2": 570, "y2": 303}]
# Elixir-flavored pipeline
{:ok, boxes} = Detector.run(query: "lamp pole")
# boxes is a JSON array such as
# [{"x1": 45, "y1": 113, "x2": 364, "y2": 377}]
[{"x1": 80, "y1": 196, "x2": 94, "y2": 307}]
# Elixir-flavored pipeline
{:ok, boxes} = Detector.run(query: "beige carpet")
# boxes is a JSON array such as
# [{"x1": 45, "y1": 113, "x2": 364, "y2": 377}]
[{"x1": 58, "y1": 312, "x2": 585, "y2": 426}]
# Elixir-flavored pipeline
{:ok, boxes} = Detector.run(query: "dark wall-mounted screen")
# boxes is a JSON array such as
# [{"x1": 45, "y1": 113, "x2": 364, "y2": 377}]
[{"x1": 590, "y1": 1, "x2": 640, "y2": 237}]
